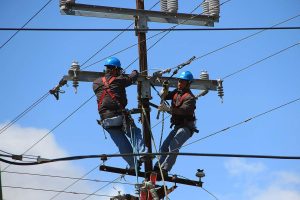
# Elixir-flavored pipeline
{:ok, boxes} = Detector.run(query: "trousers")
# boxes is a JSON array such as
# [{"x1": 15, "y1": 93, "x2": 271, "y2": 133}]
[
  {"x1": 156, "y1": 126, "x2": 193, "y2": 172},
  {"x1": 104, "y1": 123, "x2": 147, "y2": 168}
]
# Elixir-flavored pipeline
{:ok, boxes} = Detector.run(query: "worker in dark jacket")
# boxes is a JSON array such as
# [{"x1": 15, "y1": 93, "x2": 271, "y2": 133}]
[
  {"x1": 154, "y1": 71, "x2": 197, "y2": 177},
  {"x1": 93, "y1": 57, "x2": 147, "y2": 169}
]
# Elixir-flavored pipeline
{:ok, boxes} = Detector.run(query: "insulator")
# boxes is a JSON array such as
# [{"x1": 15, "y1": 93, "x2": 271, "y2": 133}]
[
  {"x1": 167, "y1": 0, "x2": 178, "y2": 13},
  {"x1": 217, "y1": 79, "x2": 224, "y2": 102},
  {"x1": 73, "y1": 77, "x2": 79, "y2": 94},
  {"x1": 160, "y1": 0, "x2": 168, "y2": 12},
  {"x1": 202, "y1": 0, "x2": 209, "y2": 15},
  {"x1": 208, "y1": 0, "x2": 220, "y2": 16},
  {"x1": 200, "y1": 70, "x2": 209, "y2": 80},
  {"x1": 70, "y1": 61, "x2": 80, "y2": 94},
  {"x1": 70, "y1": 61, "x2": 80, "y2": 71}
]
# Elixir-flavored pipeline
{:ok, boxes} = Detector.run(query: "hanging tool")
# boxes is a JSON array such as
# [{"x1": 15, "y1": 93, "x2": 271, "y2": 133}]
[
  {"x1": 49, "y1": 78, "x2": 67, "y2": 100},
  {"x1": 156, "y1": 56, "x2": 196, "y2": 119}
]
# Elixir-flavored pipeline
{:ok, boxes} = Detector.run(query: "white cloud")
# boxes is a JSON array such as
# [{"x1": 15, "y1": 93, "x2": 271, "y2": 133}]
[
  {"x1": 253, "y1": 186, "x2": 300, "y2": 200},
  {"x1": 224, "y1": 158, "x2": 266, "y2": 176},
  {"x1": 0, "y1": 123, "x2": 124, "y2": 200},
  {"x1": 223, "y1": 158, "x2": 300, "y2": 200}
]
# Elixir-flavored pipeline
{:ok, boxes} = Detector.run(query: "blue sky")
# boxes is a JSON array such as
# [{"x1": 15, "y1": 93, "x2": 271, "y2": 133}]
[{"x1": 0, "y1": 0, "x2": 300, "y2": 199}]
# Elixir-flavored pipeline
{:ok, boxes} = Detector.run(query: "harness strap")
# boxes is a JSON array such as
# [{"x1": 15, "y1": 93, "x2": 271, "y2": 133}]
[
  {"x1": 98, "y1": 76, "x2": 124, "y2": 110},
  {"x1": 172, "y1": 92, "x2": 191, "y2": 107}
]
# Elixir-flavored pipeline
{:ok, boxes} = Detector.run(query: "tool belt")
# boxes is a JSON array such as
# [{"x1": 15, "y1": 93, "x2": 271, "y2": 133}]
[
  {"x1": 170, "y1": 115, "x2": 199, "y2": 133},
  {"x1": 98, "y1": 109, "x2": 136, "y2": 130}
]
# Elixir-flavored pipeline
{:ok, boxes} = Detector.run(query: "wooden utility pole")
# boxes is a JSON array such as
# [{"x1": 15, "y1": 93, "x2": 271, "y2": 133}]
[{"x1": 136, "y1": 0, "x2": 152, "y2": 174}]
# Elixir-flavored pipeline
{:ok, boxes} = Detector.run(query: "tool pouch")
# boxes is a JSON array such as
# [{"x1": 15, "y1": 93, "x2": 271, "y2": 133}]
[{"x1": 100, "y1": 115, "x2": 123, "y2": 128}]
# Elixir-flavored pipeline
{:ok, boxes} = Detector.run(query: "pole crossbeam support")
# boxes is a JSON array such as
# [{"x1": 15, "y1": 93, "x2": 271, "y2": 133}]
[
  {"x1": 99, "y1": 165, "x2": 203, "y2": 187},
  {"x1": 62, "y1": 70, "x2": 219, "y2": 91},
  {"x1": 59, "y1": 1, "x2": 218, "y2": 27}
]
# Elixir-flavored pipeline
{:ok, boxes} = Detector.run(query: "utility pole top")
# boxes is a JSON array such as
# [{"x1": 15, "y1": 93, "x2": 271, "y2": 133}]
[{"x1": 59, "y1": 0, "x2": 219, "y2": 27}]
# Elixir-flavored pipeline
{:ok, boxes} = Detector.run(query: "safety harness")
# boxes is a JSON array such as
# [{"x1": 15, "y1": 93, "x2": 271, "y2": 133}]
[
  {"x1": 98, "y1": 76, "x2": 124, "y2": 110},
  {"x1": 171, "y1": 91, "x2": 197, "y2": 132},
  {"x1": 172, "y1": 92, "x2": 191, "y2": 108}
]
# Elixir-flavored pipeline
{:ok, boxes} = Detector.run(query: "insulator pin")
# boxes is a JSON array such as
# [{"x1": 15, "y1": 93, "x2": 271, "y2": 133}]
[{"x1": 200, "y1": 70, "x2": 209, "y2": 80}]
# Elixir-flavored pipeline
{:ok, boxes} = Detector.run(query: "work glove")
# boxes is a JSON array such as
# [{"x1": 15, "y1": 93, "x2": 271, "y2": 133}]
[
  {"x1": 158, "y1": 103, "x2": 171, "y2": 112},
  {"x1": 132, "y1": 70, "x2": 139, "y2": 75},
  {"x1": 159, "y1": 81, "x2": 169, "y2": 99}
]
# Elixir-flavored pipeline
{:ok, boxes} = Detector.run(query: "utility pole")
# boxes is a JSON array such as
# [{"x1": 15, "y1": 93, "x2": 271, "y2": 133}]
[
  {"x1": 136, "y1": 0, "x2": 152, "y2": 174},
  {"x1": 57, "y1": 0, "x2": 223, "y2": 198}
]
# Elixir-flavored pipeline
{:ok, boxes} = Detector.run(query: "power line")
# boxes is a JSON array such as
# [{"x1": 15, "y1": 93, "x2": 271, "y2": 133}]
[
  {"x1": 81, "y1": 1, "x2": 160, "y2": 67},
  {"x1": 1, "y1": 170, "x2": 135, "y2": 185},
  {"x1": 0, "y1": 0, "x2": 53, "y2": 50},
  {"x1": 2, "y1": 185, "x2": 114, "y2": 198},
  {"x1": 201, "y1": 187, "x2": 219, "y2": 200},
  {"x1": 2, "y1": 94, "x2": 95, "y2": 171},
  {"x1": 1, "y1": 96, "x2": 293, "y2": 165},
  {"x1": 182, "y1": 97, "x2": 300, "y2": 149},
  {"x1": 194, "y1": 13, "x2": 300, "y2": 62},
  {"x1": 1, "y1": 152, "x2": 300, "y2": 166},
  {"x1": 83, "y1": 0, "x2": 231, "y2": 69},
  {"x1": 0, "y1": 91, "x2": 50, "y2": 135},
  {"x1": 80, "y1": 175, "x2": 125, "y2": 200},
  {"x1": 1, "y1": 26, "x2": 299, "y2": 32},
  {"x1": 124, "y1": 0, "x2": 230, "y2": 71},
  {"x1": 222, "y1": 42, "x2": 299, "y2": 79},
  {"x1": 48, "y1": 164, "x2": 99, "y2": 200}
]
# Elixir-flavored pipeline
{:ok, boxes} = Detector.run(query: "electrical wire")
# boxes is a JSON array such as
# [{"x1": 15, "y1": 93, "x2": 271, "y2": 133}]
[
  {"x1": 123, "y1": 0, "x2": 222, "y2": 71},
  {"x1": 83, "y1": 0, "x2": 231, "y2": 70},
  {"x1": 194, "y1": 13, "x2": 300, "y2": 62},
  {"x1": 3, "y1": 94, "x2": 95, "y2": 171},
  {"x1": 201, "y1": 187, "x2": 219, "y2": 200},
  {"x1": 48, "y1": 164, "x2": 99, "y2": 200},
  {"x1": 2, "y1": 185, "x2": 114, "y2": 198},
  {"x1": 81, "y1": 1, "x2": 160, "y2": 69},
  {"x1": 80, "y1": 174, "x2": 125, "y2": 200},
  {"x1": 0, "y1": 0, "x2": 53, "y2": 50},
  {"x1": 1, "y1": 170, "x2": 135, "y2": 186},
  {"x1": 1, "y1": 152, "x2": 300, "y2": 166},
  {"x1": 181, "y1": 97, "x2": 300, "y2": 149},
  {"x1": 0, "y1": 92, "x2": 50, "y2": 135},
  {"x1": 222, "y1": 42, "x2": 300, "y2": 79},
  {"x1": 2, "y1": 26, "x2": 299, "y2": 32}
]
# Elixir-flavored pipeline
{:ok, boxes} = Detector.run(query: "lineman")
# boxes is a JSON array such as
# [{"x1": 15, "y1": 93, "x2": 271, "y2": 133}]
[
  {"x1": 154, "y1": 71, "x2": 198, "y2": 178},
  {"x1": 93, "y1": 57, "x2": 147, "y2": 170}
]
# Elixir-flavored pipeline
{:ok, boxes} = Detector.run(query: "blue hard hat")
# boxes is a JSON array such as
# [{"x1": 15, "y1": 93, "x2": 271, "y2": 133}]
[
  {"x1": 178, "y1": 71, "x2": 194, "y2": 81},
  {"x1": 104, "y1": 57, "x2": 121, "y2": 68}
]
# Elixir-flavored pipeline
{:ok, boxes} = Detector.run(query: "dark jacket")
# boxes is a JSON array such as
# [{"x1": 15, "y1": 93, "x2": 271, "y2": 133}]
[
  {"x1": 165, "y1": 88, "x2": 196, "y2": 127},
  {"x1": 93, "y1": 71, "x2": 138, "y2": 119}
]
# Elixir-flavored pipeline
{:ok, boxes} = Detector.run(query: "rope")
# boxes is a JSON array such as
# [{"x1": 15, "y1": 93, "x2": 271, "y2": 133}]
[{"x1": 141, "y1": 106, "x2": 169, "y2": 200}]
